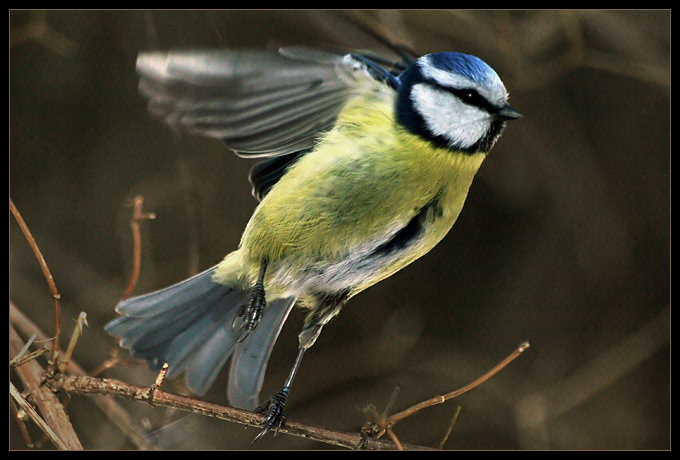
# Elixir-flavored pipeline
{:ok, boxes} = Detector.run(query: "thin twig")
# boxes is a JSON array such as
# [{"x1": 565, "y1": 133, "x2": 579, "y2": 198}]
[
  {"x1": 89, "y1": 349, "x2": 123, "y2": 377},
  {"x1": 153, "y1": 363, "x2": 169, "y2": 389},
  {"x1": 385, "y1": 428, "x2": 404, "y2": 450},
  {"x1": 386, "y1": 342, "x2": 530, "y2": 427},
  {"x1": 58, "y1": 312, "x2": 88, "y2": 373},
  {"x1": 121, "y1": 195, "x2": 156, "y2": 300},
  {"x1": 14, "y1": 333, "x2": 38, "y2": 360},
  {"x1": 10, "y1": 198, "x2": 62, "y2": 365},
  {"x1": 382, "y1": 387, "x2": 401, "y2": 419},
  {"x1": 147, "y1": 363, "x2": 169, "y2": 406},
  {"x1": 10, "y1": 397, "x2": 35, "y2": 448},
  {"x1": 11, "y1": 346, "x2": 50, "y2": 370},
  {"x1": 437, "y1": 405, "x2": 462, "y2": 450},
  {"x1": 360, "y1": 342, "x2": 529, "y2": 447}
]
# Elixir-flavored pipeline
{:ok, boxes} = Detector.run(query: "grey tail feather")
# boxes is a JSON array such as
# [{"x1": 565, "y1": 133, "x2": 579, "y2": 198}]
[
  {"x1": 227, "y1": 297, "x2": 296, "y2": 410},
  {"x1": 104, "y1": 266, "x2": 294, "y2": 406}
]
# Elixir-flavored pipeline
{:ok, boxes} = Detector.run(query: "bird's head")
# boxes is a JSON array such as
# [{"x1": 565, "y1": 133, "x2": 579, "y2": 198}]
[{"x1": 396, "y1": 52, "x2": 521, "y2": 153}]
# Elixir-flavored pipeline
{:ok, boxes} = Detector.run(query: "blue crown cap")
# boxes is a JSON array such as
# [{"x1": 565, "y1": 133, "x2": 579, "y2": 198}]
[{"x1": 426, "y1": 52, "x2": 498, "y2": 85}]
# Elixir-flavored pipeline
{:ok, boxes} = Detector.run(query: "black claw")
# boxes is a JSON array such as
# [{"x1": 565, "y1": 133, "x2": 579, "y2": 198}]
[
  {"x1": 252, "y1": 387, "x2": 289, "y2": 442},
  {"x1": 233, "y1": 280, "x2": 266, "y2": 341}
]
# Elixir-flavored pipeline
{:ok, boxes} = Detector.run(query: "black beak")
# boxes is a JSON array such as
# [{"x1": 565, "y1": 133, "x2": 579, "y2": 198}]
[{"x1": 495, "y1": 104, "x2": 522, "y2": 121}]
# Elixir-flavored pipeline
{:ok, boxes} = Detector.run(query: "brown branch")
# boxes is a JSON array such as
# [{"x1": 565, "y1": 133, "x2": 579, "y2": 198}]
[
  {"x1": 121, "y1": 195, "x2": 156, "y2": 300},
  {"x1": 437, "y1": 405, "x2": 462, "y2": 450},
  {"x1": 387, "y1": 341, "x2": 530, "y2": 427},
  {"x1": 11, "y1": 345, "x2": 50, "y2": 370},
  {"x1": 385, "y1": 428, "x2": 404, "y2": 450},
  {"x1": 363, "y1": 342, "x2": 530, "y2": 443},
  {"x1": 147, "y1": 363, "x2": 169, "y2": 406},
  {"x1": 9, "y1": 324, "x2": 83, "y2": 450},
  {"x1": 10, "y1": 302, "x2": 157, "y2": 450},
  {"x1": 10, "y1": 198, "x2": 62, "y2": 365},
  {"x1": 58, "y1": 312, "x2": 88, "y2": 373},
  {"x1": 10, "y1": 393, "x2": 36, "y2": 448},
  {"x1": 10, "y1": 382, "x2": 68, "y2": 450},
  {"x1": 46, "y1": 373, "x2": 433, "y2": 450}
]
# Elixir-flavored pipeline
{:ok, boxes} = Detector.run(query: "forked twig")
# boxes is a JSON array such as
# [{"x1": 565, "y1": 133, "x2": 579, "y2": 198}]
[
  {"x1": 10, "y1": 335, "x2": 50, "y2": 370},
  {"x1": 10, "y1": 198, "x2": 62, "y2": 364},
  {"x1": 364, "y1": 342, "x2": 530, "y2": 447},
  {"x1": 387, "y1": 342, "x2": 530, "y2": 426}
]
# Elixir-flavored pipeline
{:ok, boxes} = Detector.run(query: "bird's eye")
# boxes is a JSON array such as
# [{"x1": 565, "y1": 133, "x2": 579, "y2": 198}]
[{"x1": 458, "y1": 90, "x2": 479, "y2": 105}]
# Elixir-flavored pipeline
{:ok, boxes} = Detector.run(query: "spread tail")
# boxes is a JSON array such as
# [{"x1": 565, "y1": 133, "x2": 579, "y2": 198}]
[{"x1": 104, "y1": 266, "x2": 295, "y2": 409}]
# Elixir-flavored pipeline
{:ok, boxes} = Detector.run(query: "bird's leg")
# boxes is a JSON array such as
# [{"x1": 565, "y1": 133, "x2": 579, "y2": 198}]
[
  {"x1": 252, "y1": 294, "x2": 347, "y2": 442},
  {"x1": 252, "y1": 347, "x2": 306, "y2": 442},
  {"x1": 233, "y1": 260, "x2": 267, "y2": 342}
]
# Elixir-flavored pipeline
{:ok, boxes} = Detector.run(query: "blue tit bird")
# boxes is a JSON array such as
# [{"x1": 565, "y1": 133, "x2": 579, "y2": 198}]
[{"x1": 105, "y1": 47, "x2": 521, "y2": 440}]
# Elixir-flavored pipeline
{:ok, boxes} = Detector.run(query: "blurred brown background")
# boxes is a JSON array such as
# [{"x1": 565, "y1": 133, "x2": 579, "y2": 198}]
[{"x1": 9, "y1": 10, "x2": 669, "y2": 450}]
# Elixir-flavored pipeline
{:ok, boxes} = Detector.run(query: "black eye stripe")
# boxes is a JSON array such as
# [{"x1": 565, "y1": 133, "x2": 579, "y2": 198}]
[
  {"x1": 451, "y1": 88, "x2": 488, "y2": 108},
  {"x1": 423, "y1": 79, "x2": 496, "y2": 113}
]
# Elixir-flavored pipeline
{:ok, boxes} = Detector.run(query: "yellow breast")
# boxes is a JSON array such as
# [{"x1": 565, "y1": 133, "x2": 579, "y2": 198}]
[{"x1": 219, "y1": 84, "x2": 486, "y2": 296}]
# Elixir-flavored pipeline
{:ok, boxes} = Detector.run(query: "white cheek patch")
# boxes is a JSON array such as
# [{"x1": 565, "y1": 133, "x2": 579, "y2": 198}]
[{"x1": 411, "y1": 83, "x2": 490, "y2": 149}]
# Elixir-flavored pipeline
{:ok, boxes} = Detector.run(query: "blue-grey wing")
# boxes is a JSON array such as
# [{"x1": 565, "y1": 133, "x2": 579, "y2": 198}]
[{"x1": 136, "y1": 48, "x2": 396, "y2": 159}]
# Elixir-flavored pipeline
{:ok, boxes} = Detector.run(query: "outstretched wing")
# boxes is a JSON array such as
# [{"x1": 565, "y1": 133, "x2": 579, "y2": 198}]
[{"x1": 136, "y1": 48, "x2": 399, "y2": 159}]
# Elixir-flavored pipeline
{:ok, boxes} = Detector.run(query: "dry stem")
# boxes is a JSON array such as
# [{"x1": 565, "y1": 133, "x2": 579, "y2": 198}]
[
  {"x1": 10, "y1": 198, "x2": 62, "y2": 364},
  {"x1": 10, "y1": 324, "x2": 83, "y2": 450},
  {"x1": 387, "y1": 341, "x2": 530, "y2": 426},
  {"x1": 363, "y1": 342, "x2": 530, "y2": 444},
  {"x1": 10, "y1": 302, "x2": 157, "y2": 450},
  {"x1": 121, "y1": 195, "x2": 156, "y2": 300},
  {"x1": 10, "y1": 382, "x2": 67, "y2": 450},
  {"x1": 58, "y1": 312, "x2": 88, "y2": 373},
  {"x1": 46, "y1": 373, "x2": 432, "y2": 450},
  {"x1": 10, "y1": 397, "x2": 35, "y2": 448},
  {"x1": 437, "y1": 405, "x2": 462, "y2": 449}
]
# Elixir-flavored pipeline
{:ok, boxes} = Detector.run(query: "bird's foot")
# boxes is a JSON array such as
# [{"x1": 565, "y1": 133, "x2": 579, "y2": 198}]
[
  {"x1": 252, "y1": 387, "x2": 289, "y2": 442},
  {"x1": 232, "y1": 280, "x2": 266, "y2": 341}
]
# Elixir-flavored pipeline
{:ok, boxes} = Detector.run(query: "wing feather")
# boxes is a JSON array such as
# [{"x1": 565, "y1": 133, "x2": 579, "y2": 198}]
[
  {"x1": 136, "y1": 48, "x2": 375, "y2": 157},
  {"x1": 136, "y1": 47, "x2": 403, "y2": 199}
]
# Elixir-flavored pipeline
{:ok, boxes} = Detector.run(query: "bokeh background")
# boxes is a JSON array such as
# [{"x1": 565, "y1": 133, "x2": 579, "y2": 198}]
[{"x1": 10, "y1": 10, "x2": 669, "y2": 450}]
